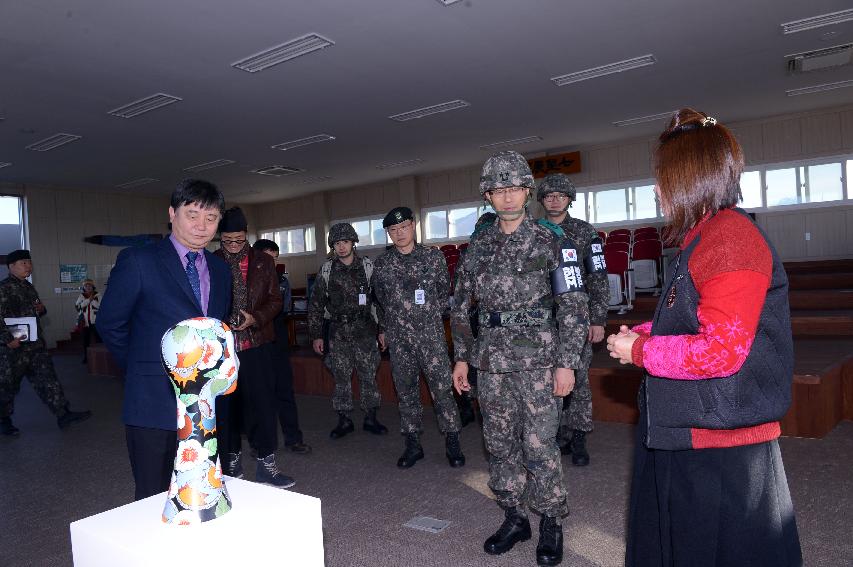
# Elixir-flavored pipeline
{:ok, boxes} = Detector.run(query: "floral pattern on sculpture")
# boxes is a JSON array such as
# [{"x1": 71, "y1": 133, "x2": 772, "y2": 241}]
[{"x1": 160, "y1": 317, "x2": 239, "y2": 525}]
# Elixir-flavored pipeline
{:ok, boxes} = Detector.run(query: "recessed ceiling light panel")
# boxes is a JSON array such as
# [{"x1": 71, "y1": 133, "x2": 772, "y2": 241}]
[
  {"x1": 551, "y1": 55, "x2": 656, "y2": 86},
  {"x1": 233, "y1": 33, "x2": 335, "y2": 73},
  {"x1": 781, "y1": 9, "x2": 853, "y2": 34},
  {"x1": 0, "y1": 162, "x2": 11, "y2": 169},
  {"x1": 376, "y1": 158, "x2": 425, "y2": 170},
  {"x1": 250, "y1": 165, "x2": 304, "y2": 177},
  {"x1": 272, "y1": 134, "x2": 336, "y2": 151},
  {"x1": 183, "y1": 159, "x2": 236, "y2": 173},
  {"x1": 786, "y1": 79, "x2": 853, "y2": 96},
  {"x1": 389, "y1": 100, "x2": 470, "y2": 122},
  {"x1": 116, "y1": 178, "x2": 159, "y2": 189},
  {"x1": 612, "y1": 110, "x2": 676, "y2": 127},
  {"x1": 25, "y1": 133, "x2": 82, "y2": 152},
  {"x1": 436, "y1": 0, "x2": 463, "y2": 5},
  {"x1": 479, "y1": 136, "x2": 542, "y2": 151},
  {"x1": 108, "y1": 93, "x2": 182, "y2": 118}
]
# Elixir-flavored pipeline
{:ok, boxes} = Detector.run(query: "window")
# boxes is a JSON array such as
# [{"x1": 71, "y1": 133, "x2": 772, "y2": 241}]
[
  {"x1": 0, "y1": 196, "x2": 25, "y2": 279},
  {"x1": 765, "y1": 167, "x2": 799, "y2": 207},
  {"x1": 593, "y1": 188, "x2": 629, "y2": 224},
  {"x1": 739, "y1": 171, "x2": 762, "y2": 209},
  {"x1": 803, "y1": 163, "x2": 843, "y2": 203},
  {"x1": 571, "y1": 192, "x2": 587, "y2": 220},
  {"x1": 326, "y1": 215, "x2": 388, "y2": 248},
  {"x1": 632, "y1": 185, "x2": 657, "y2": 220},
  {"x1": 423, "y1": 203, "x2": 494, "y2": 242},
  {"x1": 259, "y1": 224, "x2": 316, "y2": 255}
]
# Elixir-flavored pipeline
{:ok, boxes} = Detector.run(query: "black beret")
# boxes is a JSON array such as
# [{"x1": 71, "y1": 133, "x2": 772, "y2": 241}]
[
  {"x1": 6, "y1": 249, "x2": 31, "y2": 266},
  {"x1": 219, "y1": 207, "x2": 248, "y2": 233},
  {"x1": 382, "y1": 206, "x2": 414, "y2": 228}
]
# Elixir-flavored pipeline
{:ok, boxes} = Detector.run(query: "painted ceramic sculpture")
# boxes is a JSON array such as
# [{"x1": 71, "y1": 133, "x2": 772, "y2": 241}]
[{"x1": 160, "y1": 317, "x2": 239, "y2": 525}]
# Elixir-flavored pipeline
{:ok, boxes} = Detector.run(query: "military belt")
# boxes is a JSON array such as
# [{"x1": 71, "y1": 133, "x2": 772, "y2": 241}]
[{"x1": 479, "y1": 308, "x2": 553, "y2": 328}]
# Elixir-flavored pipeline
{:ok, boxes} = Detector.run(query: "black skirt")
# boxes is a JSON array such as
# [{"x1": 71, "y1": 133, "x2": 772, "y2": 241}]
[{"x1": 626, "y1": 416, "x2": 802, "y2": 567}]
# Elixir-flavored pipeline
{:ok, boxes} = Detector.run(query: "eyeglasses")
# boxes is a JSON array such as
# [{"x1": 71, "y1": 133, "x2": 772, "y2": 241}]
[
  {"x1": 488, "y1": 187, "x2": 527, "y2": 197},
  {"x1": 387, "y1": 221, "x2": 413, "y2": 236},
  {"x1": 543, "y1": 193, "x2": 569, "y2": 202},
  {"x1": 221, "y1": 238, "x2": 247, "y2": 246}
]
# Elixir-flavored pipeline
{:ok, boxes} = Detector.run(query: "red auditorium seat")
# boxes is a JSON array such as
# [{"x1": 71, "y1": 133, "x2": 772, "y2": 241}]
[
  {"x1": 631, "y1": 239, "x2": 663, "y2": 293},
  {"x1": 605, "y1": 233, "x2": 630, "y2": 245},
  {"x1": 604, "y1": 241, "x2": 629, "y2": 254},
  {"x1": 440, "y1": 244, "x2": 457, "y2": 254},
  {"x1": 457, "y1": 242, "x2": 469, "y2": 253},
  {"x1": 608, "y1": 228, "x2": 631, "y2": 239},
  {"x1": 604, "y1": 249, "x2": 632, "y2": 313}
]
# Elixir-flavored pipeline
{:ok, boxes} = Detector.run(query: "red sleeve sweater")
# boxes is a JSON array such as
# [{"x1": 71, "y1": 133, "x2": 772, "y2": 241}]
[{"x1": 631, "y1": 209, "x2": 781, "y2": 448}]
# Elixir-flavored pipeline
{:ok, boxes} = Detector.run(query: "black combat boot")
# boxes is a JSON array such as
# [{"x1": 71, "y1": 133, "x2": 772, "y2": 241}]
[
  {"x1": 568, "y1": 430, "x2": 590, "y2": 466},
  {"x1": 396, "y1": 432, "x2": 424, "y2": 468},
  {"x1": 362, "y1": 408, "x2": 388, "y2": 435},
  {"x1": 535, "y1": 515, "x2": 563, "y2": 566},
  {"x1": 255, "y1": 454, "x2": 296, "y2": 488},
  {"x1": 222, "y1": 451, "x2": 244, "y2": 479},
  {"x1": 56, "y1": 406, "x2": 92, "y2": 429},
  {"x1": 458, "y1": 392, "x2": 475, "y2": 427},
  {"x1": 484, "y1": 507, "x2": 531, "y2": 555},
  {"x1": 329, "y1": 411, "x2": 355, "y2": 439},
  {"x1": 1, "y1": 417, "x2": 20, "y2": 436},
  {"x1": 445, "y1": 431, "x2": 466, "y2": 467}
]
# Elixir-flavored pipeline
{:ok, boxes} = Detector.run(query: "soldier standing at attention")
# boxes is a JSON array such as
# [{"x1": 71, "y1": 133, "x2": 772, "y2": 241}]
[
  {"x1": 538, "y1": 173, "x2": 608, "y2": 466},
  {"x1": 308, "y1": 222, "x2": 388, "y2": 439},
  {"x1": 372, "y1": 207, "x2": 465, "y2": 469},
  {"x1": 451, "y1": 152, "x2": 589, "y2": 566}
]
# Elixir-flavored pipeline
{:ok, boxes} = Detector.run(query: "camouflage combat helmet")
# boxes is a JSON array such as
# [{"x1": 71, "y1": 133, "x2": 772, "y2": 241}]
[
  {"x1": 327, "y1": 222, "x2": 359, "y2": 248},
  {"x1": 536, "y1": 173, "x2": 576, "y2": 202},
  {"x1": 479, "y1": 150, "x2": 535, "y2": 195}
]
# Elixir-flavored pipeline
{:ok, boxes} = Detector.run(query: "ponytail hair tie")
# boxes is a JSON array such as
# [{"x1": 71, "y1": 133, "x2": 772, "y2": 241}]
[{"x1": 702, "y1": 116, "x2": 717, "y2": 127}]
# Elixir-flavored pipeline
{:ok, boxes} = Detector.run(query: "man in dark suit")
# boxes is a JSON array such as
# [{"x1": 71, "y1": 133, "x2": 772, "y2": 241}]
[{"x1": 97, "y1": 179, "x2": 232, "y2": 501}]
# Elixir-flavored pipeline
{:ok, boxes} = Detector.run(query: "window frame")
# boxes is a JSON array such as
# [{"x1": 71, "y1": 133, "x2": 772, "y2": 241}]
[
  {"x1": 421, "y1": 201, "x2": 494, "y2": 244},
  {"x1": 258, "y1": 223, "x2": 317, "y2": 257},
  {"x1": 326, "y1": 214, "x2": 390, "y2": 250}
]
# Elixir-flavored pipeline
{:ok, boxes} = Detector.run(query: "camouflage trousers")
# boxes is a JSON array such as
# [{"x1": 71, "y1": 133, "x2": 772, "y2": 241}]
[
  {"x1": 559, "y1": 340, "x2": 593, "y2": 440},
  {"x1": 324, "y1": 332, "x2": 381, "y2": 414},
  {"x1": 387, "y1": 337, "x2": 461, "y2": 434},
  {"x1": 479, "y1": 368, "x2": 568, "y2": 517},
  {"x1": 0, "y1": 345, "x2": 68, "y2": 418}
]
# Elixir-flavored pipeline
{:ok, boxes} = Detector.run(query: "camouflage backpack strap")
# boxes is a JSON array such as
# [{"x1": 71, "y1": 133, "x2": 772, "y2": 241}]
[
  {"x1": 360, "y1": 256, "x2": 378, "y2": 325},
  {"x1": 320, "y1": 259, "x2": 333, "y2": 320},
  {"x1": 536, "y1": 218, "x2": 566, "y2": 239}
]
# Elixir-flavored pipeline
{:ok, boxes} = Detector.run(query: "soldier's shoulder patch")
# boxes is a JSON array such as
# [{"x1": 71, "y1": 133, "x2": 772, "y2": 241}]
[{"x1": 535, "y1": 218, "x2": 565, "y2": 239}]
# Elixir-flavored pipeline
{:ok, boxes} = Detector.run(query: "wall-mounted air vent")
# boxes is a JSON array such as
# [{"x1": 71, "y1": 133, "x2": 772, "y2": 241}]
[
  {"x1": 250, "y1": 165, "x2": 304, "y2": 177},
  {"x1": 781, "y1": 9, "x2": 853, "y2": 34},
  {"x1": 272, "y1": 134, "x2": 336, "y2": 151},
  {"x1": 26, "y1": 133, "x2": 82, "y2": 152},
  {"x1": 233, "y1": 34, "x2": 335, "y2": 73},
  {"x1": 551, "y1": 55, "x2": 656, "y2": 86},
  {"x1": 479, "y1": 136, "x2": 542, "y2": 151},
  {"x1": 108, "y1": 94, "x2": 182, "y2": 118},
  {"x1": 116, "y1": 178, "x2": 159, "y2": 189},
  {"x1": 389, "y1": 100, "x2": 470, "y2": 122},
  {"x1": 377, "y1": 158, "x2": 425, "y2": 170},
  {"x1": 183, "y1": 159, "x2": 236, "y2": 173},
  {"x1": 786, "y1": 44, "x2": 853, "y2": 73}
]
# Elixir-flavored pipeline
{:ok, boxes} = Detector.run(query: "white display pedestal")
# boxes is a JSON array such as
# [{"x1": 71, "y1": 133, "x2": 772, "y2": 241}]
[{"x1": 70, "y1": 478, "x2": 324, "y2": 566}]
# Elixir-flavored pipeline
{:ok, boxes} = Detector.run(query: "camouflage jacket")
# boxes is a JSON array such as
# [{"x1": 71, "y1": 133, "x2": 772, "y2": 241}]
[
  {"x1": 558, "y1": 215, "x2": 609, "y2": 326},
  {"x1": 0, "y1": 275, "x2": 46, "y2": 348},
  {"x1": 451, "y1": 216, "x2": 589, "y2": 372},
  {"x1": 372, "y1": 244, "x2": 448, "y2": 343},
  {"x1": 308, "y1": 254, "x2": 376, "y2": 340}
]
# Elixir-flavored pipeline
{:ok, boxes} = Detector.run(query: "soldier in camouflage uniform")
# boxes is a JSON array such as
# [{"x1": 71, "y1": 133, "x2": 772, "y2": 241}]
[
  {"x1": 372, "y1": 206, "x2": 465, "y2": 469},
  {"x1": 308, "y1": 223, "x2": 388, "y2": 439},
  {"x1": 451, "y1": 153, "x2": 589, "y2": 566},
  {"x1": 537, "y1": 173, "x2": 609, "y2": 466},
  {"x1": 0, "y1": 250, "x2": 91, "y2": 436}
]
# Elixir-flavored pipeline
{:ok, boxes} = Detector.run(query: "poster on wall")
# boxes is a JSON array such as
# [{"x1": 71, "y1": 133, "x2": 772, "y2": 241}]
[
  {"x1": 528, "y1": 151, "x2": 582, "y2": 179},
  {"x1": 59, "y1": 264, "x2": 88, "y2": 283}
]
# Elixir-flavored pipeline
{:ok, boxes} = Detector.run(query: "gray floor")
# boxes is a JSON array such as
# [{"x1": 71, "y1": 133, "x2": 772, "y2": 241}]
[{"x1": 1, "y1": 354, "x2": 852, "y2": 566}]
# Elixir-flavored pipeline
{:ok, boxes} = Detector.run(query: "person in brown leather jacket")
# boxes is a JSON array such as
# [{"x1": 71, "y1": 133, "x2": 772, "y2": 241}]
[{"x1": 214, "y1": 207, "x2": 295, "y2": 488}]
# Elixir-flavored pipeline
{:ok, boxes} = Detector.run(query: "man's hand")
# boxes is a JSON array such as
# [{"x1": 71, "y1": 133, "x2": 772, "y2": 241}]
[
  {"x1": 377, "y1": 333, "x2": 386, "y2": 351},
  {"x1": 553, "y1": 367, "x2": 575, "y2": 397},
  {"x1": 588, "y1": 325, "x2": 605, "y2": 344},
  {"x1": 7, "y1": 338, "x2": 21, "y2": 349},
  {"x1": 34, "y1": 301, "x2": 46, "y2": 315},
  {"x1": 452, "y1": 361, "x2": 470, "y2": 394},
  {"x1": 234, "y1": 310, "x2": 256, "y2": 331},
  {"x1": 312, "y1": 338, "x2": 324, "y2": 356}
]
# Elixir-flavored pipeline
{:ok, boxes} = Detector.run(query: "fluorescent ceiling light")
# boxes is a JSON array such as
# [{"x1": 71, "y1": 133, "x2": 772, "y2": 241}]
[
  {"x1": 108, "y1": 93, "x2": 182, "y2": 118},
  {"x1": 389, "y1": 100, "x2": 470, "y2": 121},
  {"x1": 612, "y1": 110, "x2": 676, "y2": 127},
  {"x1": 116, "y1": 178, "x2": 159, "y2": 189},
  {"x1": 781, "y1": 9, "x2": 853, "y2": 34},
  {"x1": 479, "y1": 136, "x2": 542, "y2": 151},
  {"x1": 272, "y1": 134, "x2": 336, "y2": 151},
  {"x1": 551, "y1": 54, "x2": 656, "y2": 86},
  {"x1": 300, "y1": 175, "x2": 334, "y2": 184},
  {"x1": 250, "y1": 165, "x2": 304, "y2": 177},
  {"x1": 377, "y1": 158, "x2": 425, "y2": 170},
  {"x1": 183, "y1": 159, "x2": 236, "y2": 173},
  {"x1": 233, "y1": 33, "x2": 335, "y2": 73},
  {"x1": 26, "y1": 133, "x2": 82, "y2": 152},
  {"x1": 786, "y1": 79, "x2": 853, "y2": 96},
  {"x1": 0, "y1": 162, "x2": 11, "y2": 169},
  {"x1": 436, "y1": 0, "x2": 464, "y2": 5}
]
